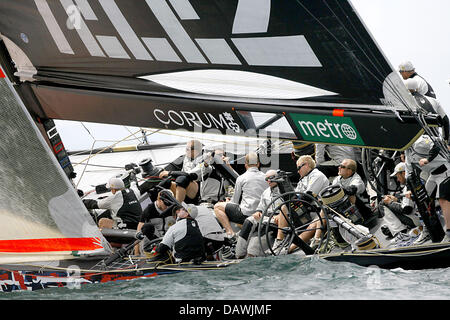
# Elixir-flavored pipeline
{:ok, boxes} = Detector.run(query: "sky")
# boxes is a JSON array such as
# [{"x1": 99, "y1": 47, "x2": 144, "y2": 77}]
[
  {"x1": 55, "y1": 0, "x2": 450, "y2": 151},
  {"x1": 351, "y1": 0, "x2": 450, "y2": 113}
]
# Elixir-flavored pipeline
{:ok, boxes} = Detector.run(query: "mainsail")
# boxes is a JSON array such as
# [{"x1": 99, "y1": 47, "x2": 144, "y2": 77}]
[
  {"x1": 0, "y1": 65, "x2": 111, "y2": 264},
  {"x1": 0, "y1": 0, "x2": 435, "y2": 150}
]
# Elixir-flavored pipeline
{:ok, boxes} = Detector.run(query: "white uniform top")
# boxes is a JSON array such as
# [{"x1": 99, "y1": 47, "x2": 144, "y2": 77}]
[
  {"x1": 195, "y1": 205, "x2": 224, "y2": 242},
  {"x1": 295, "y1": 168, "x2": 330, "y2": 196},
  {"x1": 400, "y1": 185, "x2": 415, "y2": 209},
  {"x1": 255, "y1": 186, "x2": 283, "y2": 215},
  {"x1": 96, "y1": 182, "x2": 141, "y2": 223},
  {"x1": 405, "y1": 135, "x2": 450, "y2": 195},
  {"x1": 315, "y1": 144, "x2": 356, "y2": 166},
  {"x1": 160, "y1": 218, "x2": 200, "y2": 259},
  {"x1": 332, "y1": 172, "x2": 366, "y2": 196},
  {"x1": 182, "y1": 153, "x2": 213, "y2": 181},
  {"x1": 413, "y1": 74, "x2": 433, "y2": 97},
  {"x1": 230, "y1": 167, "x2": 267, "y2": 216},
  {"x1": 428, "y1": 97, "x2": 447, "y2": 119},
  {"x1": 413, "y1": 95, "x2": 449, "y2": 141},
  {"x1": 405, "y1": 135, "x2": 449, "y2": 176}
]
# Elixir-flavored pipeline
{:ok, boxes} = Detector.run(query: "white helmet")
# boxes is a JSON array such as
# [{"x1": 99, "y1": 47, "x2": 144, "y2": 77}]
[
  {"x1": 404, "y1": 78, "x2": 419, "y2": 92},
  {"x1": 106, "y1": 177, "x2": 125, "y2": 190},
  {"x1": 399, "y1": 61, "x2": 415, "y2": 72}
]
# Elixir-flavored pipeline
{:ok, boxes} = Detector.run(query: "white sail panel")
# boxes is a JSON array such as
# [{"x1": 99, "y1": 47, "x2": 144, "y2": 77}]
[{"x1": 142, "y1": 70, "x2": 337, "y2": 99}]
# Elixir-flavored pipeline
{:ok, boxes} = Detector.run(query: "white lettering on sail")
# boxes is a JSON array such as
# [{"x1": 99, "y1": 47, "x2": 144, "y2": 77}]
[
  {"x1": 154, "y1": 109, "x2": 170, "y2": 125},
  {"x1": 168, "y1": 0, "x2": 200, "y2": 20},
  {"x1": 99, "y1": 0, "x2": 153, "y2": 60},
  {"x1": 145, "y1": 0, "x2": 206, "y2": 63},
  {"x1": 36, "y1": 0, "x2": 321, "y2": 68},
  {"x1": 232, "y1": 36, "x2": 322, "y2": 67},
  {"x1": 153, "y1": 109, "x2": 240, "y2": 133},
  {"x1": 34, "y1": 0, "x2": 74, "y2": 54},
  {"x1": 232, "y1": 0, "x2": 271, "y2": 34},
  {"x1": 60, "y1": 0, "x2": 105, "y2": 57},
  {"x1": 74, "y1": 0, "x2": 98, "y2": 21}
]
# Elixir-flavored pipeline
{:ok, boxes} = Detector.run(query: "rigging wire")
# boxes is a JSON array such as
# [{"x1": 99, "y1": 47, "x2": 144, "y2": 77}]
[
  {"x1": 296, "y1": 0, "x2": 450, "y2": 161},
  {"x1": 73, "y1": 128, "x2": 143, "y2": 187},
  {"x1": 70, "y1": 124, "x2": 289, "y2": 187},
  {"x1": 75, "y1": 140, "x2": 96, "y2": 190}
]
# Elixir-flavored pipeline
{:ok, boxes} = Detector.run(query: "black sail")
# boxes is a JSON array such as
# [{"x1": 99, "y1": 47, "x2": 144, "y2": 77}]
[{"x1": 0, "y1": 0, "x2": 429, "y2": 150}]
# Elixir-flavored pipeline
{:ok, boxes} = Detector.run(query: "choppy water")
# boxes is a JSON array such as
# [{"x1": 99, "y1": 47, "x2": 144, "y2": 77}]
[{"x1": 3, "y1": 255, "x2": 450, "y2": 301}]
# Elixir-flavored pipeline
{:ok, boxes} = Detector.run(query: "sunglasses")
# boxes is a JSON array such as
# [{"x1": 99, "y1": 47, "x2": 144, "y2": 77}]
[
  {"x1": 297, "y1": 163, "x2": 306, "y2": 170},
  {"x1": 265, "y1": 175, "x2": 276, "y2": 181},
  {"x1": 338, "y1": 164, "x2": 348, "y2": 169}
]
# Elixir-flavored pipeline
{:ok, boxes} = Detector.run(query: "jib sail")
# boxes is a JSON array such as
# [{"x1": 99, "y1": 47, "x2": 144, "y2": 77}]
[{"x1": 0, "y1": 66, "x2": 111, "y2": 264}]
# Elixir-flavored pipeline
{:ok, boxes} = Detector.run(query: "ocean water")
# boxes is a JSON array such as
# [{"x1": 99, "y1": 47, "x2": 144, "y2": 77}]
[{"x1": 3, "y1": 254, "x2": 450, "y2": 301}]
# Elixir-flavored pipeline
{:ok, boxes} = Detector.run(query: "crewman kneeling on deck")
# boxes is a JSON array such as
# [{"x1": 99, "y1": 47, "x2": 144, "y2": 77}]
[
  {"x1": 83, "y1": 177, "x2": 141, "y2": 230},
  {"x1": 151, "y1": 203, "x2": 206, "y2": 263}
]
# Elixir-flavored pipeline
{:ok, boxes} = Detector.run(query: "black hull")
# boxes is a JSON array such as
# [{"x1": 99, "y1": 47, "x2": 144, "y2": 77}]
[{"x1": 319, "y1": 242, "x2": 450, "y2": 270}]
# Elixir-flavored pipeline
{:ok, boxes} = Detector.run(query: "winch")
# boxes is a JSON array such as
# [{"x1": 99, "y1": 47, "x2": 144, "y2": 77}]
[{"x1": 320, "y1": 185, "x2": 378, "y2": 251}]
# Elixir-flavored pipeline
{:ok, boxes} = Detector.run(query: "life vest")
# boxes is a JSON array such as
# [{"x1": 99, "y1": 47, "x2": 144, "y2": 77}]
[
  {"x1": 174, "y1": 218, "x2": 205, "y2": 261},
  {"x1": 411, "y1": 73, "x2": 436, "y2": 98},
  {"x1": 117, "y1": 189, "x2": 142, "y2": 227}
]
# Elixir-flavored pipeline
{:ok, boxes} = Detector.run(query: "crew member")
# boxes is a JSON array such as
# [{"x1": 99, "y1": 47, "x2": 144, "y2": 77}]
[
  {"x1": 199, "y1": 149, "x2": 238, "y2": 204},
  {"x1": 194, "y1": 204, "x2": 226, "y2": 260},
  {"x1": 152, "y1": 203, "x2": 205, "y2": 263},
  {"x1": 159, "y1": 140, "x2": 213, "y2": 204},
  {"x1": 295, "y1": 155, "x2": 330, "y2": 196},
  {"x1": 83, "y1": 177, "x2": 141, "y2": 230},
  {"x1": 406, "y1": 135, "x2": 450, "y2": 244},
  {"x1": 234, "y1": 170, "x2": 286, "y2": 258},
  {"x1": 134, "y1": 189, "x2": 176, "y2": 255},
  {"x1": 315, "y1": 144, "x2": 357, "y2": 178},
  {"x1": 331, "y1": 159, "x2": 372, "y2": 219},
  {"x1": 399, "y1": 61, "x2": 436, "y2": 98},
  {"x1": 213, "y1": 152, "x2": 267, "y2": 239},
  {"x1": 286, "y1": 156, "x2": 330, "y2": 252},
  {"x1": 378, "y1": 162, "x2": 421, "y2": 243},
  {"x1": 404, "y1": 78, "x2": 449, "y2": 143}
]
